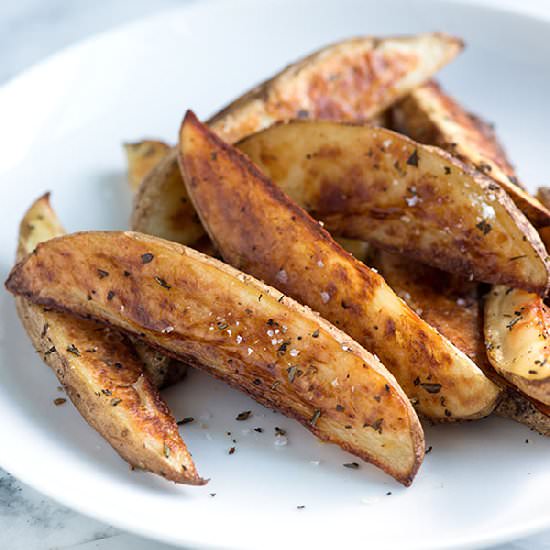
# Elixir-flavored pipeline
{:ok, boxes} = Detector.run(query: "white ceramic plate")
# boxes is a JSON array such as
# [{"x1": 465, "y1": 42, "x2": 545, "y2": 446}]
[{"x1": 1, "y1": 0, "x2": 550, "y2": 548}]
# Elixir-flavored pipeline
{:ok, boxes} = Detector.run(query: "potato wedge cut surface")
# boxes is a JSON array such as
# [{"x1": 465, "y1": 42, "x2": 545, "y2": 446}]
[
  {"x1": 132, "y1": 32, "x2": 462, "y2": 243},
  {"x1": 392, "y1": 81, "x2": 550, "y2": 227},
  {"x1": 179, "y1": 111, "x2": 499, "y2": 421},
  {"x1": 485, "y1": 286, "x2": 550, "y2": 406},
  {"x1": 6, "y1": 231, "x2": 424, "y2": 485},
  {"x1": 238, "y1": 120, "x2": 549, "y2": 294},
  {"x1": 13, "y1": 196, "x2": 201, "y2": 483}
]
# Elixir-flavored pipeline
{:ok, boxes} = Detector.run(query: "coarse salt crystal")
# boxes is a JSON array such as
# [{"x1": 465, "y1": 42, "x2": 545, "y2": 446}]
[
  {"x1": 289, "y1": 349, "x2": 300, "y2": 357},
  {"x1": 320, "y1": 291, "x2": 331, "y2": 303},
  {"x1": 267, "y1": 329, "x2": 275, "y2": 337},
  {"x1": 247, "y1": 347, "x2": 253, "y2": 355},
  {"x1": 236, "y1": 335, "x2": 243, "y2": 344},
  {"x1": 274, "y1": 435, "x2": 288, "y2": 447},
  {"x1": 406, "y1": 195, "x2": 419, "y2": 207},
  {"x1": 276, "y1": 269, "x2": 288, "y2": 284},
  {"x1": 331, "y1": 378, "x2": 339, "y2": 387},
  {"x1": 317, "y1": 260, "x2": 324, "y2": 268}
]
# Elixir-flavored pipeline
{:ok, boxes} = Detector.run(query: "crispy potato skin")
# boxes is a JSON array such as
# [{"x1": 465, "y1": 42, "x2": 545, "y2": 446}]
[
  {"x1": 5, "y1": 231, "x2": 425, "y2": 485},
  {"x1": 132, "y1": 33, "x2": 462, "y2": 245},
  {"x1": 124, "y1": 140, "x2": 171, "y2": 191},
  {"x1": 495, "y1": 389, "x2": 550, "y2": 436},
  {"x1": 238, "y1": 120, "x2": 550, "y2": 294},
  {"x1": 485, "y1": 286, "x2": 550, "y2": 406},
  {"x1": 392, "y1": 81, "x2": 550, "y2": 227},
  {"x1": 179, "y1": 111, "x2": 499, "y2": 421},
  {"x1": 13, "y1": 196, "x2": 201, "y2": 483}
]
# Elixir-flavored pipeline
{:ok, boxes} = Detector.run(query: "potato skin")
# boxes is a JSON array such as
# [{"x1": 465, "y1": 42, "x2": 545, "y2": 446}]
[
  {"x1": 6, "y1": 231, "x2": 425, "y2": 486},
  {"x1": 238, "y1": 120, "x2": 550, "y2": 294},
  {"x1": 13, "y1": 195, "x2": 201, "y2": 484},
  {"x1": 131, "y1": 33, "x2": 462, "y2": 245},
  {"x1": 179, "y1": 111, "x2": 500, "y2": 421},
  {"x1": 392, "y1": 81, "x2": 550, "y2": 227}
]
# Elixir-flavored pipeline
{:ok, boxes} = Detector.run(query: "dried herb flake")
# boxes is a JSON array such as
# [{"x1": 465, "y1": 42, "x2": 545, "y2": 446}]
[
  {"x1": 236, "y1": 410, "x2": 252, "y2": 421},
  {"x1": 154, "y1": 276, "x2": 171, "y2": 289},
  {"x1": 66, "y1": 344, "x2": 80, "y2": 356},
  {"x1": 406, "y1": 149, "x2": 419, "y2": 167}
]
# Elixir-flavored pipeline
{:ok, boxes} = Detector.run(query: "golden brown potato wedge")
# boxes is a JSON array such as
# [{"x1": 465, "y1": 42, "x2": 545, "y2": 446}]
[
  {"x1": 367, "y1": 249, "x2": 489, "y2": 372},
  {"x1": 485, "y1": 286, "x2": 550, "y2": 406},
  {"x1": 368, "y1": 249, "x2": 550, "y2": 434},
  {"x1": 131, "y1": 149, "x2": 211, "y2": 251},
  {"x1": 124, "y1": 140, "x2": 171, "y2": 192},
  {"x1": 6, "y1": 231, "x2": 425, "y2": 486},
  {"x1": 209, "y1": 33, "x2": 463, "y2": 143},
  {"x1": 238, "y1": 120, "x2": 550, "y2": 294},
  {"x1": 179, "y1": 111, "x2": 499, "y2": 421},
  {"x1": 14, "y1": 195, "x2": 201, "y2": 483},
  {"x1": 132, "y1": 32, "x2": 462, "y2": 243},
  {"x1": 391, "y1": 81, "x2": 550, "y2": 227}
]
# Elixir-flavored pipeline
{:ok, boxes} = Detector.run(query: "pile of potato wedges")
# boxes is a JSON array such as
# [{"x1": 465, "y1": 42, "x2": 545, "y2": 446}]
[{"x1": 6, "y1": 32, "x2": 550, "y2": 487}]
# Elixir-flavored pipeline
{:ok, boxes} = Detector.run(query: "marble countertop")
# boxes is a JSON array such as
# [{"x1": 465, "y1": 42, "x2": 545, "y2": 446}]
[{"x1": 1, "y1": 1, "x2": 550, "y2": 549}]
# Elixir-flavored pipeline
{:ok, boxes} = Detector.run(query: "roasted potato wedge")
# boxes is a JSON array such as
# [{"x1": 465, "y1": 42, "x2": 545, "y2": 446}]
[
  {"x1": 131, "y1": 149, "x2": 212, "y2": 251},
  {"x1": 485, "y1": 286, "x2": 550, "y2": 406},
  {"x1": 6, "y1": 231, "x2": 425, "y2": 486},
  {"x1": 238, "y1": 120, "x2": 549, "y2": 294},
  {"x1": 209, "y1": 32, "x2": 462, "y2": 143},
  {"x1": 367, "y1": 249, "x2": 489, "y2": 371},
  {"x1": 124, "y1": 140, "x2": 171, "y2": 191},
  {"x1": 369, "y1": 249, "x2": 550, "y2": 434},
  {"x1": 13, "y1": 195, "x2": 201, "y2": 483},
  {"x1": 179, "y1": 111, "x2": 500, "y2": 421},
  {"x1": 132, "y1": 32, "x2": 462, "y2": 243},
  {"x1": 391, "y1": 81, "x2": 550, "y2": 227}
]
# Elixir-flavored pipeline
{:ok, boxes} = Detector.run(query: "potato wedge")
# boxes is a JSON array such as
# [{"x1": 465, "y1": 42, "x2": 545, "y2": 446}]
[
  {"x1": 391, "y1": 81, "x2": 550, "y2": 227},
  {"x1": 132, "y1": 32, "x2": 462, "y2": 243},
  {"x1": 13, "y1": 195, "x2": 201, "y2": 483},
  {"x1": 124, "y1": 140, "x2": 171, "y2": 192},
  {"x1": 238, "y1": 120, "x2": 549, "y2": 294},
  {"x1": 367, "y1": 249, "x2": 489, "y2": 372},
  {"x1": 485, "y1": 286, "x2": 550, "y2": 406},
  {"x1": 131, "y1": 149, "x2": 213, "y2": 252},
  {"x1": 368, "y1": 249, "x2": 550, "y2": 434},
  {"x1": 179, "y1": 111, "x2": 499, "y2": 421},
  {"x1": 209, "y1": 32, "x2": 462, "y2": 143},
  {"x1": 6, "y1": 231, "x2": 425, "y2": 485}
]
